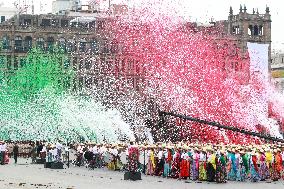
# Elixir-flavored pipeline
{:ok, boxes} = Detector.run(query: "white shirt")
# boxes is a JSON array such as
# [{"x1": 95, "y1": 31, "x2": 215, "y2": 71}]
[
  {"x1": 199, "y1": 153, "x2": 206, "y2": 161},
  {"x1": 56, "y1": 142, "x2": 62, "y2": 150},
  {"x1": 51, "y1": 149, "x2": 57, "y2": 156},
  {"x1": 158, "y1": 150, "x2": 163, "y2": 160},
  {"x1": 99, "y1": 146, "x2": 107, "y2": 155},
  {"x1": 181, "y1": 152, "x2": 189, "y2": 160},
  {"x1": 41, "y1": 146, "x2": 47, "y2": 152},
  {"x1": 281, "y1": 152, "x2": 284, "y2": 161},
  {"x1": 164, "y1": 150, "x2": 168, "y2": 159},
  {"x1": 92, "y1": 146, "x2": 98, "y2": 154},
  {"x1": 111, "y1": 148, "x2": 118, "y2": 156},
  {"x1": 0, "y1": 144, "x2": 6, "y2": 152}
]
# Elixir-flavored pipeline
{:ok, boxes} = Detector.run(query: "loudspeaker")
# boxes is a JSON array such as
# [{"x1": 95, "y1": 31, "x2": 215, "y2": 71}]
[
  {"x1": 50, "y1": 162, "x2": 64, "y2": 169},
  {"x1": 124, "y1": 172, "x2": 142, "y2": 181},
  {"x1": 44, "y1": 162, "x2": 52, "y2": 168},
  {"x1": 36, "y1": 158, "x2": 46, "y2": 164}
]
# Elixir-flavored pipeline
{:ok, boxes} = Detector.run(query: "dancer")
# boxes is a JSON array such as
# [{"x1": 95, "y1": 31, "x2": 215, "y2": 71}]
[{"x1": 199, "y1": 149, "x2": 207, "y2": 181}]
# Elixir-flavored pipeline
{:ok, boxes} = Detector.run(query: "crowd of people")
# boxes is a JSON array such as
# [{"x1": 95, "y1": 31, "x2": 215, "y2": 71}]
[
  {"x1": 72, "y1": 142, "x2": 284, "y2": 183},
  {"x1": 1, "y1": 140, "x2": 284, "y2": 183}
]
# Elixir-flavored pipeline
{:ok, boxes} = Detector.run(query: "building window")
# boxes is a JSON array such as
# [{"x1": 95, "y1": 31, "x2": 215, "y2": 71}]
[
  {"x1": 61, "y1": 20, "x2": 69, "y2": 27},
  {"x1": 2, "y1": 36, "x2": 10, "y2": 50},
  {"x1": 79, "y1": 39, "x2": 87, "y2": 52},
  {"x1": 6, "y1": 55, "x2": 11, "y2": 70},
  {"x1": 91, "y1": 39, "x2": 99, "y2": 53},
  {"x1": 47, "y1": 37, "x2": 55, "y2": 51},
  {"x1": 111, "y1": 40, "x2": 118, "y2": 53},
  {"x1": 36, "y1": 37, "x2": 45, "y2": 50},
  {"x1": 248, "y1": 25, "x2": 253, "y2": 36},
  {"x1": 1, "y1": 16, "x2": 5, "y2": 23},
  {"x1": 67, "y1": 39, "x2": 76, "y2": 52},
  {"x1": 58, "y1": 38, "x2": 66, "y2": 52},
  {"x1": 102, "y1": 40, "x2": 110, "y2": 53},
  {"x1": 259, "y1": 25, "x2": 263, "y2": 35},
  {"x1": 14, "y1": 36, "x2": 23, "y2": 53},
  {"x1": 85, "y1": 76, "x2": 93, "y2": 88},
  {"x1": 41, "y1": 19, "x2": 51, "y2": 26},
  {"x1": 72, "y1": 57, "x2": 77, "y2": 70},
  {"x1": 19, "y1": 58, "x2": 26, "y2": 67},
  {"x1": 97, "y1": 21, "x2": 105, "y2": 30},
  {"x1": 63, "y1": 59, "x2": 70, "y2": 69},
  {"x1": 14, "y1": 57, "x2": 18, "y2": 70},
  {"x1": 253, "y1": 25, "x2": 259, "y2": 36},
  {"x1": 51, "y1": 19, "x2": 59, "y2": 27},
  {"x1": 85, "y1": 59, "x2": 92, "y2": 70},
  {"x1": 89, "y1": 21, "x2": 95, "y2": 29},
  {"x1": 24, "y1": 36, "x2": 33, "y2": 52},
  {"x1": 23, "y1": 19, "x2": 32, "y2": 26}
]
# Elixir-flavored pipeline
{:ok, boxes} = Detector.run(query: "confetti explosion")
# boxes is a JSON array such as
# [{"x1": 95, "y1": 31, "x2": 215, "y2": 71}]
[
  {"x1": 0, "y1": 0, "x2": 284, "y2": 144},
  {"x1": 109, "y1": 0, "x2": 284, "y2": 144}
]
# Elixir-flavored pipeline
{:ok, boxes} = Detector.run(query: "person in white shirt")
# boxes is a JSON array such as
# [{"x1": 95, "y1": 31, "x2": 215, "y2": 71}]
[
  {"x1": 155, "y1": 147, "x2": 164, "y2": 176},
  {"x1": 0, "y1": 141, "x2": 6, "y2": 165},
  {"x1": 56, "y1": 141, "x2": 63, "y2": 162},
  {"x1": 109, "y1": 146, "x2": 119, "y2": 170}
]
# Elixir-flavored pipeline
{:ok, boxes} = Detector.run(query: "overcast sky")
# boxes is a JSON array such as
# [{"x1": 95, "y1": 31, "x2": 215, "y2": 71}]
[{"x1": 1, "y1": 0, "x2": 283, "y2": 51}]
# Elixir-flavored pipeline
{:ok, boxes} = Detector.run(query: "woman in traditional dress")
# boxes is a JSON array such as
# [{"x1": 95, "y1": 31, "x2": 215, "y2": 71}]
[
  {"x1": 239, "y1": 150, "x2": 248, "y2": 181},
  {"x1": 163, "y1": 147, "x2": 172, "y2": 177},
  {"x1": 259, "y1": 149, "x2": 268, "y2": 181},
  {"x1": 199, "y1": 149, "x2": 207, "y2": 181},
  {"x1": 265, "y1": 149, "x2": 273, "y2": 179},
  {"x1": 271, "y1": 149, "x2": 282, "y2": 181},
  {"x1": 206, "y1": 148, "x2": 216, "y2": 182},
  {"x1": 216, "y1": 150, "x2": 227, "y2": 183},
  {"x1": 155, "y1": 147, "x2": 164, "y2": 176},
  {"x1": 235, "y1": 149, "x2": 242, "y2": 181},
  {"x1": 227, "y1": 149, "x2": 236, "y2": 181},
  {"x1": 250, "y1": 151, "x2": 260, "y2": 182},
  {"x1": 171, "y1": 148, "x2": 181, "y2": 179},
  {"x1": 242, "y1": 150, "x2": 250, "y2": 179},
  {"x1": 180, "y1": 148, "x2": 190, "y2": 179},
  {"x1": 192, "y1": 148, "x2": 200, "y2": 180},
  {"x1": 146, "y1": 148, "x2": 155, "y2": 175}
]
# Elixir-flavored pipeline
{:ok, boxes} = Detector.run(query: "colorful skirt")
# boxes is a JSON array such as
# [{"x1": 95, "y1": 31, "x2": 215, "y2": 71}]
[
  {"x1": 199, "y1": 162, "x2": 207, "y2": 181},
  {"x1": 180, "y1": 159, "x2": 190, "y2": 178},
  {"x1": 163, "y1": 162, "x2": 171, "y2": 177},
  {"x1": 146, "y1": 159, "x2": 154, "y2": 175},
  {"x1": 216, "y1": 164, "x2": 227, "y2": 183}
]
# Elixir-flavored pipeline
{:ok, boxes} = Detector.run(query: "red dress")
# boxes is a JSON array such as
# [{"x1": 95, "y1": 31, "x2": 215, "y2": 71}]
[{"x1": 180, "y1": 153, "x2": 190, "y2": 178}]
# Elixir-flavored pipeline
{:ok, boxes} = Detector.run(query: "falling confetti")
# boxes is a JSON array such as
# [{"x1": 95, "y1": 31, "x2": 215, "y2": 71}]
[{"x1": 0, "y1": 0, "x2": 283, "y2": 144}]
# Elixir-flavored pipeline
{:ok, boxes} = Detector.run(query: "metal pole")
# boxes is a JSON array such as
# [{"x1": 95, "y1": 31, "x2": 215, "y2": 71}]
[
  {"x1": 143, "y1": 149, "x2": 146, "y2": 174},
  {"x1": 159, "y1": 111, "x2": 284, "y2": 143},
  {"x1": 67, "y1": 150, "x2": 70, "y2": 168}
]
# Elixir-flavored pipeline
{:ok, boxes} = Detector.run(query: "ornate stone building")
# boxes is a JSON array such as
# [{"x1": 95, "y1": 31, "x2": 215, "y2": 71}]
[
  {"x1": 0, "y1": 5, "x2": 272, "y2": 92},
  {"x1": 0, "y1": 12, "x2": 145, "y2": 93},
  {"x1": 227, "y1": 5, "x2": 272, "y2": 66}
]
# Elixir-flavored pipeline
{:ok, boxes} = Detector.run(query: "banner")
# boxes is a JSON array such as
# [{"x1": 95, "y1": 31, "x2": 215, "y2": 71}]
[{"x1": 247, "y1": 42, "x2": 269, "y2": 82}]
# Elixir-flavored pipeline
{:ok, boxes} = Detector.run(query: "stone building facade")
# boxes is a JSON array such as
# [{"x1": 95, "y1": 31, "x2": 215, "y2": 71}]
[
  {"x1": 0, "y1": 13, "x2": 146, "y2": 93},
  {"x1": 271, "y1": 53, "x2": 284, "y2": 94},
  {"x1": 226, "y1": 5, "x2": 272, "y2": 66},
  {"x1": 0, "y1": 5, "x2": 272, "y2": 93}
]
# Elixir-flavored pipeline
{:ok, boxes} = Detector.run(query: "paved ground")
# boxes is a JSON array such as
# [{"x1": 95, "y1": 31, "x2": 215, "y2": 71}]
[{"x1": 0, "y1": 158, "x2": 284, "y2": 189}]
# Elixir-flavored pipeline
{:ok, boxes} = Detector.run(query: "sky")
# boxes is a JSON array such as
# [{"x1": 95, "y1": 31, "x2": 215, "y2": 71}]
[{"x1": 0, "y1": 0, "x2": 283, "y2": 51}]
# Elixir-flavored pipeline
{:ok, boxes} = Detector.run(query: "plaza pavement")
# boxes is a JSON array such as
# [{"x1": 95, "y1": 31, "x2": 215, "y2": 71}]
[{"x1": 0, "y1": 158, "x2": 284, "y2": 189}]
